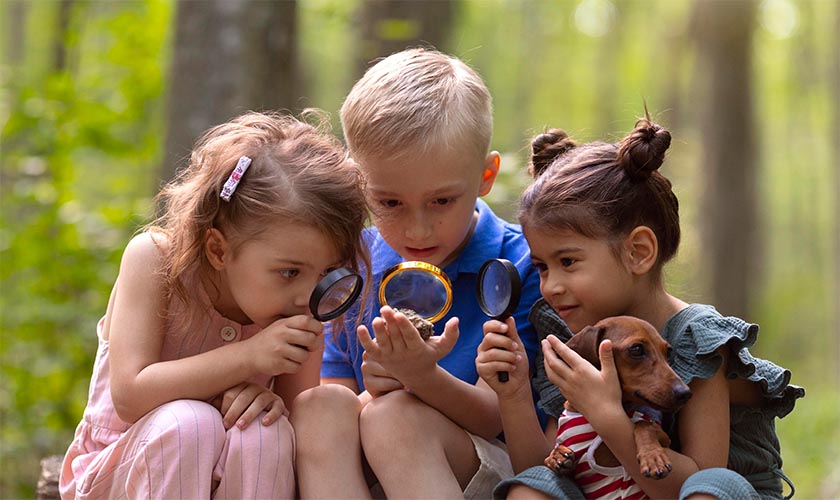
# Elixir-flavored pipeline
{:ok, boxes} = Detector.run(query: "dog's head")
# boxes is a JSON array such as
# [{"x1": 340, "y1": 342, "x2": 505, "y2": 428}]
[{"x1": 566, "y1": 316, "x2": 691, "y2": 411}]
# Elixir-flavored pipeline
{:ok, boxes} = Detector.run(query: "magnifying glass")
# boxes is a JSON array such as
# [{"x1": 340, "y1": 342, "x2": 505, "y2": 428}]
[
  {"x1": 309, "y1": 267, "x2": 364, "y2": 321},
  {"x1": 477, "y1": 258, "x2": 522, "y2": 382},
  {"x1": 379, "y1": 261, "x2": 453, "y2": 324}
]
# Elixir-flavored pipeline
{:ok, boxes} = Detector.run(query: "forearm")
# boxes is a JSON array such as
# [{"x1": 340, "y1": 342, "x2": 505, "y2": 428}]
[
  {"x1": 113, "y1": 341, "x2": 256, "y2": 423},
  {"x1": 405, "y1": 366, "x2": 502, "y2": 439},
  {"x1": 592, "y1": 409, "x2": 699, "y2": 499},
  {"x1": 499, "y1": 391, "x2": 552, "y2": 473},
  {"x1": 275, "y1": 344, "x2": 323, "y2": 410}
]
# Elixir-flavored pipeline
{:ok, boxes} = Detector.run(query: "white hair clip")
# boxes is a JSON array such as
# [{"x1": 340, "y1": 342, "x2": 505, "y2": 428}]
[{"x1": 220, "y1": 156, "x2": 252, "y2": 202}]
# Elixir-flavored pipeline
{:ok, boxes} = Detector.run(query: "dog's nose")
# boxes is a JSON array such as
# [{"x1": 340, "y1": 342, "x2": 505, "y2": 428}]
[{"x1": 673, "y1": 384, "x2": 692, "y2": 405}]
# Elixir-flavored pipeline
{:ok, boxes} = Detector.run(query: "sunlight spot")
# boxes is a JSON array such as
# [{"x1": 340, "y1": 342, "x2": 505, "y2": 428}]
[
  {"x1": 759, "y1": 0, "x2": 799, "y2": 39},
  {"x1": 574, "y1": 0, "x2": 616, "y2": 38}
]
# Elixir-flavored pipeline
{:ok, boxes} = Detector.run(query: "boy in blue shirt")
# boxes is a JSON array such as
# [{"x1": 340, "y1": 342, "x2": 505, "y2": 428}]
[{"x1": 291, "y1": 48, "x2": 542, "y2": 499}]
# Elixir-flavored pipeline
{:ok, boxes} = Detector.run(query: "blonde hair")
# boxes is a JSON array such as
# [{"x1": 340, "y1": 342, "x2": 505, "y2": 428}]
[
  {"x1": 146, "y1": 110, "x2": 371, "y2": 334},
  {"x1": 340, "y1": 47, "x2": 493, "y2": 162}
]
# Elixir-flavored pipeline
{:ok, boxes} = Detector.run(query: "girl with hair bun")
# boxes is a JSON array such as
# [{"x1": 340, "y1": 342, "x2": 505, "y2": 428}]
[{"x1": 477, "y1": 115, "x2": 803, "y2": 499}]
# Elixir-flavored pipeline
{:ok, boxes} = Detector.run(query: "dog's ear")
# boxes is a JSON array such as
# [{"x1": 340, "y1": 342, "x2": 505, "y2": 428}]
[{"x1": 566, "y1": 325, "x2": 606, "y2": 369}]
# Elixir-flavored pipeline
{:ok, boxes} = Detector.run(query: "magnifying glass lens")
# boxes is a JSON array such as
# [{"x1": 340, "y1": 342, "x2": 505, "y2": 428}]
[
  {"x1": 480, "y1": 261, "x2": 513, "y2": 317},
  {"x1": 310, "y1": 268, "x2": 363, "y2": 321},
  {"x1": 382, "y1": 269, "x2": 448, "y2": 319}
]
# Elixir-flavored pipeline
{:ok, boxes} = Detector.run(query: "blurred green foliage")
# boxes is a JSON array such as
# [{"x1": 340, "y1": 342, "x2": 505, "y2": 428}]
[{"x1": 1, "y1": 0, "x2": 837, "y2": 498}]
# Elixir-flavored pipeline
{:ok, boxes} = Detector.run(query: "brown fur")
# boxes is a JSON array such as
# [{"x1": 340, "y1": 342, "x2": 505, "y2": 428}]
[{"x1": 544, "y1": 316, "x2": 691, "y2": 479}]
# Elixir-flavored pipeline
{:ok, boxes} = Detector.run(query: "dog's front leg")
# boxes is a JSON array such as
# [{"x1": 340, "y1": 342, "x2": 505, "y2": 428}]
[
  {"x1": 544, "y1": 443, "x2": 576, "y2": 475},
  {"x1": 634, "y1": 421, "x2": 672, "y2": 479}
]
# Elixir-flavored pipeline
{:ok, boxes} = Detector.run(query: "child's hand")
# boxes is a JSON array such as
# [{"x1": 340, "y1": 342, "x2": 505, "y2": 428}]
[
  {"x1": 213, "y1": 382, "x2": 287, "y2": 430},
  {"x1": 542, "y1": 336, "x2": 622, "y2": 416},
  {"x1": 356, "y1": 306, "x2": 459, "y2": 388},
  {"x1": 476, "y1": 317, "x2": 530, "y2": 399},
  {"x1": 250, "y1": 315, "x2": 324, "y2": 376},
  {"x1": 360, "y1": 352, "x2": 403, "y2": 397}
]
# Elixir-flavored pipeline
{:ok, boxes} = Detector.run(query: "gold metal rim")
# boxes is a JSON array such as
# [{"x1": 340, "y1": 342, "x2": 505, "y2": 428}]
[{"x1": 378, "y1": 261, "x2": 453, "y2": 323}]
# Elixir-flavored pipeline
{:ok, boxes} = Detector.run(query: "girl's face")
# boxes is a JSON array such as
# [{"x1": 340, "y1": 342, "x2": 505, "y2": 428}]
[
  {"x1": 218, "y1": 222, "x2": 343, "y2": 328},
  {"x1": 524, "y1": 226, "x2": 637, "y2": 334},
  {"x1": 361, "y1": 147, "x2": 495, "y2": 268}
]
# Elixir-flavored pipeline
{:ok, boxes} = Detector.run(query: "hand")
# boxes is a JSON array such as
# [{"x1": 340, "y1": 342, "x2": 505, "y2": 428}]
[
  {"x1": 211, "y1": 382, "x2": 287, "y2": 430},
  {"x1": 541, "y1": 336, "x2": 622, "y2": 417},
  {"x1": 476, "y1": 317, "x2": 530, "y2": 400},
  {"x1": 356, "y1": 306, "x2": 459, "y2": 388},
  {"x1": 360, "y1": 352, "x2": 403, "y2": 397},
  {"x1": 248, "y1": 315, "x2": 324, "y2": 376}
]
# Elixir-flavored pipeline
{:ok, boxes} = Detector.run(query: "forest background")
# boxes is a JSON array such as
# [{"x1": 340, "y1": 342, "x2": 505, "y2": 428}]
[{"x1": 1, "y1": 0, "x2": 837, "y2": 498}]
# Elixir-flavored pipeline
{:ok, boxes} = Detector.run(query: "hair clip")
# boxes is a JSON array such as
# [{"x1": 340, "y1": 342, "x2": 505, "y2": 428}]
[{"x1": 220, "y1": 156, "x2": 252, "y2": 202}]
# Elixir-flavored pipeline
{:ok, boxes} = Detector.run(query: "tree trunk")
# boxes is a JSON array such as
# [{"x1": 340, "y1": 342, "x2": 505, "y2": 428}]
[
  {"x1": 161, "y1": 0, "x2": 297, "y2": 185},
  {"x1": 832, "y1": 0, "x2": 840, "y2": 380},
  {"x1": 353, "y1": 0, "x2": 455, "y2": 77},
  {"x1": 691, "y1": 0, "x2": 758, "y2": 318}
]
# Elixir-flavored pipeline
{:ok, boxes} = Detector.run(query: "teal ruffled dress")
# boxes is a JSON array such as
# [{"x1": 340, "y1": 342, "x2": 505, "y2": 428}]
[{"x1": 493, "y1": 300, "x2": 805, "y2": 500}]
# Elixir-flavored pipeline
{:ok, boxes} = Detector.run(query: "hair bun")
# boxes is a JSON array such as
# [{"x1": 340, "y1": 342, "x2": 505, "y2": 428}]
[
  {"x1": 617, "y1": 118, "x2": 671, "y2": 181},
  {"x1": 529, "y1": 129, "x2": 577, "y2": 178}
]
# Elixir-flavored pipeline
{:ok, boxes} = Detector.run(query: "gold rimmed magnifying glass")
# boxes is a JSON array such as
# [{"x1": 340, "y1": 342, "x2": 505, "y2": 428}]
[{"x1": 378, "y1": 261, "x2": 453, "y2": 323}]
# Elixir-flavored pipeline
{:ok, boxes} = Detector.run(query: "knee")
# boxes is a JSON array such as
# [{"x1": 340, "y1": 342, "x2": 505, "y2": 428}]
[
  {"x1": 291, "y1": 384, "x2": 361, "y2": 428},
  {"x1": 231, "y1": 414, "x2": 295, "y2": 461},
  {"x1": 360, "y1": 391, "x2": 427, "y2": 445},
  {"x1": 140, "y1": 399, "x2": 226, "y2": 455},
  {"x1": 680, "y1": 468, "x2": 758, "y2": 500}
]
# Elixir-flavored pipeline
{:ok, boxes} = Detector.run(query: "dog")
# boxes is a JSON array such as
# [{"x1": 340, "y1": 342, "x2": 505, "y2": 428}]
[{"x1": 544, "y1": 316, "x2": 692, "y2": 482}]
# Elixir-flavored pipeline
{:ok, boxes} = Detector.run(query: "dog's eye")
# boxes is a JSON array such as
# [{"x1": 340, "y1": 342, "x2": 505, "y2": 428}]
[{"x1": 629, "y1": 344, "x2": 646, "y2": 359}]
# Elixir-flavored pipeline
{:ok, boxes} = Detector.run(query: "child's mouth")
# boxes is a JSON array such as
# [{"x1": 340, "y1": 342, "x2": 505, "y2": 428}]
[{"x1": 405, "y1": 246, "x2": 438, "y2": 259}]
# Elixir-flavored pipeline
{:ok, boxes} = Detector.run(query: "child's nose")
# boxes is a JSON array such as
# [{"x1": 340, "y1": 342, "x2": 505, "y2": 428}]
[{"x1": 405, "y1": 210, "x2": 433, "y2": 241}]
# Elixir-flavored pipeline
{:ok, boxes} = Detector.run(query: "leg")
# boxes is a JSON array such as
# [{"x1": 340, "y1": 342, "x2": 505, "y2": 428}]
[
  {"x1": 213, "y1": 412, "x2": 295, "y2": 499},
  {"x1": 679, "y1": 468, "x2": 760, "y2": 500},
  {"x1": 633, "y1": 420, "x2": 672, "y2": 479},
  {"x1": 291, "y1": 384, "x2": 372, "y2": 499},
  {"x1": 360, "y1": 390, "x2": 478, "y2": 499},
  {"x1": 494, "y1": 465, "x2": 586, "y2": 500}
]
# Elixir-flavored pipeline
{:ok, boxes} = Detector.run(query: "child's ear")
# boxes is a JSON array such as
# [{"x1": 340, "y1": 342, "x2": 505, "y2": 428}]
[
  {"x1": 205, "y1": 228, "x2": 229, "y2": 271},
  {"x1": 478, "y1": 151, "x2": 501, "y2": 196},
  {"x1": 624, "y1": 226, "x2": 657, "y2": 275}
]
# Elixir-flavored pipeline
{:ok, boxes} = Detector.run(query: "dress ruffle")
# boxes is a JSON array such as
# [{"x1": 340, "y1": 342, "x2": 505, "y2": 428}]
[{"x1": 662, "y1": 304, "x2": 805, "y2": 419}]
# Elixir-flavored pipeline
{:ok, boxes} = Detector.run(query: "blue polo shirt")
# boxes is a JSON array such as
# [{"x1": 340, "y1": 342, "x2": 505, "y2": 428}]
[{"x1": 322, "y1": 199, "x2": 543, "y2": 399}]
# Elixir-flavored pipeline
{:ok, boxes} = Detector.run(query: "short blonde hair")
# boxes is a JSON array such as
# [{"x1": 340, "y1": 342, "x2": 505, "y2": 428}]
[{"x1": 340, "y1": 47, "x2": 493, "y2": 162}]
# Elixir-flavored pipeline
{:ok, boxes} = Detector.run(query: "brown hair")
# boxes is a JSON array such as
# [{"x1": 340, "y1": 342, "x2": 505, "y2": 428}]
[
  {"x1": 519, "y1": 115, "x2": 679, "y2": 278},
  {"x1": 146, "y1": 110, "x2": 371, "y2": 333},
  {"x1": 340, "y1": 47, "x2": 492, "y2": 163}
]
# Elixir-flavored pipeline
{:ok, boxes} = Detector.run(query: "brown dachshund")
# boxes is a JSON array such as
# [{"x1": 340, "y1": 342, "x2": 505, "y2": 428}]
[{"x1": 544, "y1": 316, "x2": 692, "y2": 480}]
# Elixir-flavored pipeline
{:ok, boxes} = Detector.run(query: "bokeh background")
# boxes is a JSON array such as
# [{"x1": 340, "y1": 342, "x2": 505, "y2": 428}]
[{"x1": 1, "y1": 0, "x2": 837, "y2": 498}]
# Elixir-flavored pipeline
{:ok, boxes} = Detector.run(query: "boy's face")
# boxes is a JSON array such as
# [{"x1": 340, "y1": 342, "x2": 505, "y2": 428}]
[{"x1": 361, "y1": 147, "x2": 498, "y2": 268}]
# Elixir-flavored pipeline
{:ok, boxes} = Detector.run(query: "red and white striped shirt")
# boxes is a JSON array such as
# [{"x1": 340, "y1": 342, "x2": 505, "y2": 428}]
[{"x1": 554, "y1": 409, "x2": 655, "y2": 500}]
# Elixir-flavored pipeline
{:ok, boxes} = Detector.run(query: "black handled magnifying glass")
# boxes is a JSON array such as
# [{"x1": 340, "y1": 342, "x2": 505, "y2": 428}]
[
  {"x1": 477, "y1": 258, "x2": 522, "y2": 382},
  {"x1": 309, "y1": 267, "x2": 364, "y2": 321},
  {"x1": 379, "y1": 261, "x2": 453, "y2": 324}
]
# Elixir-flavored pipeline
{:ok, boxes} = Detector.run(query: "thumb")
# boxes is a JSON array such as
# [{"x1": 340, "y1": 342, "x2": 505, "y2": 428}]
[
  {"x1": 434, "y1": 317, "x2": 460, "y2": 356},
  {"x1": 598, "y1": 339, "x2": 616, "y2": 375},
  {"x1": 504, "y1": 317, "x2": 521, "y2": 346}
]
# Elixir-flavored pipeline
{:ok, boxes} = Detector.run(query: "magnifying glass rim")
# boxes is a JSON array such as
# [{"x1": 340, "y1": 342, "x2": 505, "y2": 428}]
[
  {"x1": 476, "y1": 258, "x2": 522, "y2": 320},
  {"x1": 309, "y1": 267, "x2": 363, "y2": 321},
  {"x1": 378, "y1": 261, "x2": 453, "y2": 323}
]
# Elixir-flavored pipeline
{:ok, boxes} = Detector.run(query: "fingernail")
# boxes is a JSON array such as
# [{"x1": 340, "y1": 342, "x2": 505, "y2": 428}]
[
  {"x1": 511, "y1": 342, "x2": 518, "y2": 350},
  {"x1": 237, "y1": 419, "x2": 245, "y2": 429}
]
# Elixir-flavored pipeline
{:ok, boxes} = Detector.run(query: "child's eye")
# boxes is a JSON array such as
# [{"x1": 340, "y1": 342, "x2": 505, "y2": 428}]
[
  {"x1": 278, "y1": 269, "x2": 300, "y2": 279},
  {"x1": 532, "y1": 261, "x2": 548, "y2": 273},
  {"x1": 433, "y1": 197, "x2": 455, "y2": 206},
  {"x1": 559, "y1": 257, "x2": 576, "y2": 267},
  {"x1": 379, "y1": 199, "x2": 401, "y2": 208}
]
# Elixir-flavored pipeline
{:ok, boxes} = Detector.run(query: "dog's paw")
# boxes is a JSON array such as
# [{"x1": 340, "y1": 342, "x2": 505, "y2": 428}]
[
  {"x1": 637, "y1": 448, "x2": 672, "y2": 479},
  {"x1": 544, "y1": 445, "x2": 576, "y2": 475}
]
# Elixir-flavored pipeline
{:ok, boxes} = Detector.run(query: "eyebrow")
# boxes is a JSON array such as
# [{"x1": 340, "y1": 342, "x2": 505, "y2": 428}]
[{"x1": 367, "y1": 182, "x2": 465, "y2": 198}]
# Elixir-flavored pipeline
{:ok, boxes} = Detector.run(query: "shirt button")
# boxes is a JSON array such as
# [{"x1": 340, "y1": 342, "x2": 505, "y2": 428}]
[{"x1": 220, "y1": 326, "x2": 237, "y2": 342}]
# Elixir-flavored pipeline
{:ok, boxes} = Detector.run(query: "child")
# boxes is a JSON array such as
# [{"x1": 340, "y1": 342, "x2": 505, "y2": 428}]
[
  {"x1": 290, "y1": 47, "x2": 544, "y2": 499},
  {"x1": 59, "y1": 111, "x2": 370, "y2": 499},
  {"x1": 477, "y1": 117, "x2": 804, "y2": 500}
]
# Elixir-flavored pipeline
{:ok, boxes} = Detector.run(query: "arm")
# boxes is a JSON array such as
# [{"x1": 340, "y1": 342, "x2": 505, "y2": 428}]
[
  {"x1": 274, "y1": 332, "x2": 325, "y2": 411},
  {"x1": 109, "y1": 233, "x2": 322, "y2": 423},
  {"x1": 477, "y1": 317, "x2": 553, "y2": 472}
]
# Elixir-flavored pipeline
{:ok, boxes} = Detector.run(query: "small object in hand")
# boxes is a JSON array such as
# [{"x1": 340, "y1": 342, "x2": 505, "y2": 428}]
[{"x1": 397, "y1": 308, "x2": 435, "y2": 340}]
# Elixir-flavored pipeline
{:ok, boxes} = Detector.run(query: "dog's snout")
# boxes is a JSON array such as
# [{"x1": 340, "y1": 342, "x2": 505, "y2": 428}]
[{"x1": 673, "y1": 384, "x2": 692, "y2": 405}]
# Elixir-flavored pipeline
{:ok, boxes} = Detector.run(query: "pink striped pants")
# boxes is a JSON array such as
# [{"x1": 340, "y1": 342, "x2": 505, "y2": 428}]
[{"x1": 61, "y1": 399, "x2": 295, "y2": 499}]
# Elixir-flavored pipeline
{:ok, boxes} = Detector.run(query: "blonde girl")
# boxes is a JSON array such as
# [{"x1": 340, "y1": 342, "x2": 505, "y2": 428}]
[{"x1": 60, "y1": 111, "x2": 370, "y2": 499}]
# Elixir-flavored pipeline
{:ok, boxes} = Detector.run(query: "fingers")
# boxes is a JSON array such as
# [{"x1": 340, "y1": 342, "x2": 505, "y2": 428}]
[
  {"x1": 222, "y1": 383, "x2": 285, "y2": 430},
  {"x1": 431, "y1": 317, "x2": 459, "y2": 357}
]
